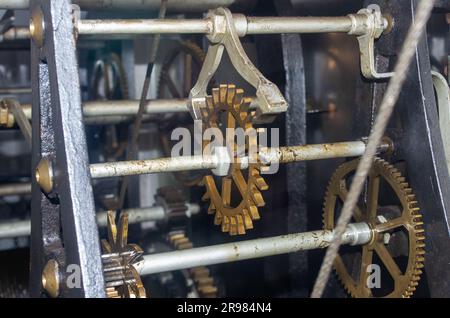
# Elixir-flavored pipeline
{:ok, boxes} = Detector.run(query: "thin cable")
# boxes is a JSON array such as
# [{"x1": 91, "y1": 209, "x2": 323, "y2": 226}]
[
  {"x1": 311, "y1": 0, "x2": 436, "y2": 298},
  {"x1": 117, "y1": 0, "x2": 168, "y2": 210}
]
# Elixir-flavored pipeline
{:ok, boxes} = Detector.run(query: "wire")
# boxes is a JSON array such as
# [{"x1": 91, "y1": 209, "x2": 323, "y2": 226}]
[{"x1": 117, "y1": 0, "x2": 168, "y2": 210}]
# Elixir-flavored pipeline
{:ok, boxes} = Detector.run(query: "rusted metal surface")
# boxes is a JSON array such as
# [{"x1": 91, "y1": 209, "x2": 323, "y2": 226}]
[
  {"x1": 90, "y1": 155, "x2": 218, "y2": 178},
  {"x1": 134, "y1": 223, "x2": 372, "y2": 276},
  {"x1": 259, "y1": 141, "x2": 368, "y2": 164}
]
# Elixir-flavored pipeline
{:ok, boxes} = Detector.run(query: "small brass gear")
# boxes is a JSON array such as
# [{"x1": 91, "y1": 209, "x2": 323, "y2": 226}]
[
  {"x1": 168, "y1": 231, "x2": 219, "y2": 298},
  {"x1": 323, "y1": 157, "x2": 425, "y2": 298},
  {"x1": 201, "y1": 84, "x2": 268, "y2": 235},
  {"x1": 102, "y1": 211, "x2": 146, "y2": 298}
]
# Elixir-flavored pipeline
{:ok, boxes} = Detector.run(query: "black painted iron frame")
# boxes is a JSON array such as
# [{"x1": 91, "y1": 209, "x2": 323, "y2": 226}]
[
  {"x1": 29, "y1": 0, "x2": 105, "y2": 297},
  {"x1": 361, "y1": 0, "x2": 450, "y2": 297}
]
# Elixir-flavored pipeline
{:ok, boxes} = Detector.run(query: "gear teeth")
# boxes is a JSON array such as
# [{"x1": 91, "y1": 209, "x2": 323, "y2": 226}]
[
  {"x1": 168, "y1": 232, "x2": 219, "y2": 298},
  {"x1": 255, "y1": 176, "x2": 269, "y2": 190},
  {"x1": 248, "y1": 205, "x2": 260, "y2": 220},
  {"x1": 234, "y1": 88, "x2": 244, "y2": 107},
  {"x1": 219, "y1": 84, "x2": 228, "y2": 104},
  {"x1": 201, "y1": 85, "x2": 268, "y2": 236},
  {"x1": 242, "y1": 209, "x2": 254, "y2": 229},
  {"x1": 324, "y1": 157, "x2": 425, "y2": 298},
  {"x1": 222, "y1": 215, "x2": 230, "y2": 233},
  {"x1": 236, "y1": 215, "x2": 246, "y2": 235},
  {"x1": 229, "y1": 217, "x2": 238, "y2": 236},
  {"x1": 226, "y1": 84, "x2": 236, "y2": 105},
  {"x1": 212, "y1": 87, "x2": 220, "y2": 105},
  {"x1": 250, "y1": 187, "x2": 265, "y2": 206},
  {"x1": 214, "y1": 212, "x2": 223, "y2": 225}
]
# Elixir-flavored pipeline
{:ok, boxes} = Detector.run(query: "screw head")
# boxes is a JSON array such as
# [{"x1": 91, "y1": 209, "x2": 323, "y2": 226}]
[
  {"x1": 42, "y1": 259, "x2": 60, "y2": 298},
  {"x1": 30, "y1": 8, "x2": 45, "y2": 47},
  {"x1": 36, "y1": 158, "x2": 54, "y2": 194}
]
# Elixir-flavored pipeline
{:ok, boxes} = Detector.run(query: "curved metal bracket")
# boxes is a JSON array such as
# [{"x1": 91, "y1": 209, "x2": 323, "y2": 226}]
[
  {"x1": 350, "y1": 4, "x2": 394, "y2": 80},
  {"x1": 189, "y1": 7, "x2": 287, "y2": 124},
  {"x1": 433, "y1": 70, "x2": 450, "y2": 172}
]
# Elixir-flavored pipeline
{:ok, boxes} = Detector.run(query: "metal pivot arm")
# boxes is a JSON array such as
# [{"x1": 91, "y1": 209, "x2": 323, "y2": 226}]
[
  {"x1": 29, "y1": 0, "x2": 104, "y2": 297},
  {"x1": 189, "y1": 7, "x2": 287, "y2": 124},
  {"x1": 350, "y1": 4, "x2": 394, "y2": 79}
]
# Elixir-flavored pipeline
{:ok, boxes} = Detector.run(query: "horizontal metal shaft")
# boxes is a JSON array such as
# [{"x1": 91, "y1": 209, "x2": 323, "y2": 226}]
[
  {"x1": 1, "y1": 27, "x2": 30, "y2": 41},
  {"x1": 259, "y1": 141, "x2": 368, "y2": 164},
  {"x1": 89, "y1": 140, "x2": 383, "y2": 179},
  {"x1": 77, "y1": 15, "x2": 370, "y2": 36},
  {"x1": 90, "y1": 155, "x2": 218, "y2": 178},
  {"x1": 134, "y1": 222, "x2": 372, "y2": 276},
  {"x1": 20, "y1": 99, "x2": 189, "y2": 120},
  {"x1": 2, "y1": 15, "x2": 373, "y2": 41},
  {"x1": 0, "y1": 87, "x2": 32, "y2": 94},
  {"x1": 14, "y1": 99, "x2": 257, "y2": 125},
  {"x1": 0, "y1": 182, "x2": 32, "y2": 196},
  {"x1": 0, "y1": 204, "x2": 200, "y2": 239},
  {"x1": 0, "y1": 0, "x2": 244, "y2": 11}
]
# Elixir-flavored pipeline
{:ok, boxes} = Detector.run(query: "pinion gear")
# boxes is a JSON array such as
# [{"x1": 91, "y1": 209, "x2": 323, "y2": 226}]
[{"x1": 102, "y1": 211, "x2": 146, "y2": 298}]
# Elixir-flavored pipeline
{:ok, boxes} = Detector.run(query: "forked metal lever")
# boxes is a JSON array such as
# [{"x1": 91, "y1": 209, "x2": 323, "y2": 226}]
[{"x1": 189, "y1": 7, "x2": 288, "y2": 124}]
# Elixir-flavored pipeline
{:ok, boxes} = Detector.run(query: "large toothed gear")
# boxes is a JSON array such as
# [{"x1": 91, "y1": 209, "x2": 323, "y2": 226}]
[
  {"x1": 323, "y1": 157, "x2": 425, "y2": 298},
  {"x1": 201, "y1": 84, "x2": 268, "y2": 235}
]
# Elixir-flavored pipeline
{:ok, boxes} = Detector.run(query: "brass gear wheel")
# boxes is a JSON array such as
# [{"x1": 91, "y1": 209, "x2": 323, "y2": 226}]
[
  {"x1": 323, "y1": 157, "x2": 425, "y2": 298},
  {"x1": 168, "y1": 231, "x2": 219, "y2": 298},
  {"x1": 201, "y1": 84, "x2": 268, "y2": 235},
  {"x1": 102, "y1": 211, "x2": 146, "y2": 298}
]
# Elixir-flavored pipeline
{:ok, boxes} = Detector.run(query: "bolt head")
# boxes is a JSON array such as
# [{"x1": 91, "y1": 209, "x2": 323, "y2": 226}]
[
  {"x1": 30, "y1": 8, "x2": 45, "y2": 48},
  {"x1": 42, "y1": 259, "x2": 60, "y2": 298},
  {"x1": 383, "y1": 233, "x2": 391, "y2": 245},
  {"x1": 36, "y1": 158, "x2": 54, "y2": 194}
]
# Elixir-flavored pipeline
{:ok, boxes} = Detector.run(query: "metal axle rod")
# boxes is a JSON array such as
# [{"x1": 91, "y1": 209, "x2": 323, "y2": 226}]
[
  {"x1": 21, "y1": 98, "x2": 258, "y2": 119},
  {"x1": 0, "y1": 204, "x2": 200, "y2": 239},
  {"x1": 77, "y1": 15, "x2": 373, "y2": 36},
  {"x1": 4, "y1": 15, "x2": 381, "y2": 40},
  {"x1": 134, "y1": 222, "x2": 372, "y2": 276},
  {"x1": 2, "y1": 99, "x2": 191, "y2": 127},
  {"x1": 0, "y1": 182, "x2": 32, "y2": 196},
  {"x1": 89, "y1": 140, "x2": 386, "y2": 179}
]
